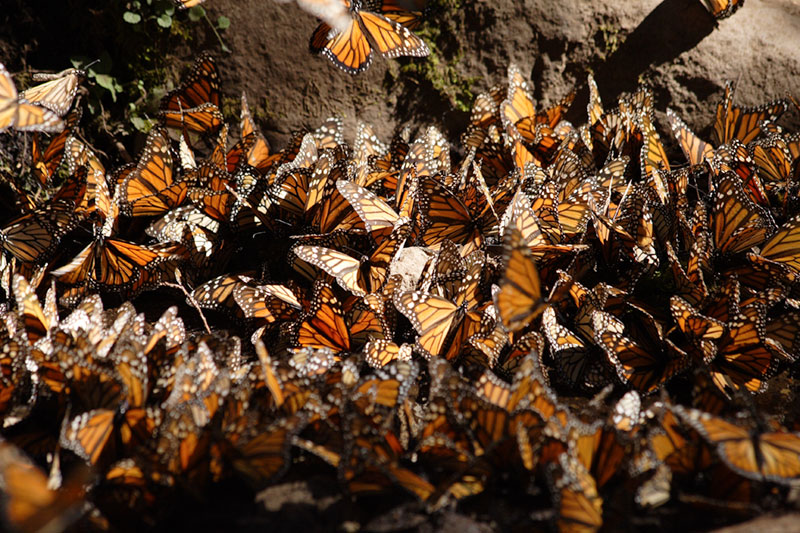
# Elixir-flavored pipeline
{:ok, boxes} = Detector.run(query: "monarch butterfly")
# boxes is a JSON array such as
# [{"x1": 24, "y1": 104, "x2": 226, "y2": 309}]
[
  {"x1": 160, "y1": 53, "x2": 221, "y2": 133},
  {"x1": 528, "y1": 181, "x2": 590, "y2": 242},
  {"x1": 712, "y1": 81, "x2": 787, "y2": 146},
  {"x1": 462, "y1": 92, "x2": 500, "y2": 149},
  {"x1": 309, "y1": 0, "x2": 429, "y2": 74},
  {"x1": 573, "y1": 420, "x2": 631, "y2": 489},
  {"x1": 174, "y1": 0, "x2": 205, "y2": 8},
  {"x1": 593, "y1": 310, "x2": 690, "y2": 393},
  {"x1": 465, "y1": 317, "x2": 506, "y2": 368},
  {"x1": 161, "y1": 102, "x2": 224, "y2": 134},
  {"x1": 674, "y1": 405, "x2": 800, "y2": 483},
  {"x1": 233, "y1": 282, "x2": 302, "y2": 322},
  {"x1": 146, "y1": 205, "x2": 221, "y2": 270},
  {"x1": 20, "y1": 68, "x2": 84, "y2": 117},
  {"x1": 296, "y1": 282, "x2": 352, "y2": 353},
  {"x1": 0, "y1": 440, "x2": 90, "y2": 533},
  {"x1": 267, "y1": 136, "x2": 352, "y2": 226},
  {"x1": 52, "y1": 237, "x2": 185, "y2": 295},
  {"x1": 0, "y1": 310, "x2": 24, "y2": 398},
  {"x1": 759, "y1": 216, "x2": 800, "y2": 271},
  {"x1": 494, "y1": 227, "x2": 549, "y2": 332},
  {"x1": 666, "y1": 107, "x2": 713, "y2": 166},
  {"x1": 638, "y1": 109, "x2": 670, "y2": 193},
  {"x1": 586, "y1": 73, "x2": 604, "y2": 127},
  {"x1": 229, "y1": 418, "x2": 300, "y2": 488},
  {"x1": 187, "y1": 168, "x2": 236, "y2": 223},
  {"x1": 710, "y1": 307, "x2": 775, "y2": 393},
  {"x1": 192, "y1": 272, "x2": 256, "y2": 318},
  {"x1": 501, "y1": 63, "x2": 575, "y2": 145},
  {"x1": 648, "y1": 405, "x2": 713, "y2": 475},
  {"x1": 351, "y1": 359, "x2": 418, "y2": 422},
  {"x1": 418, "y1": 178, "x2": 492, "y2": 254},
  {"x1": 394, "y1": 256, "x2": 483, "y2": 360},
  {"x1": 31, "y1": 106, "x2": 82, "y2": 185},
  {"x1": 61, "y1": 405, "x2": 156, "y2": 467},
  {"x1": 751, "y1": 134, "x2": 794, "y2": 190},
  {"x1": 364, "y1": 339, "x2": 413, "y2": 368},
  {"x1": 502, "y1": 190, "x2": 589, "y2": 260},
  {"x1": 455, "y1": 372, "x2": 513, "y2": 447},
  {"x1": 542, "y1": 306, "x2": 594, "y2": 388},
  {"x1": 670, "y1": 295, "x2": 726, "y2": 362},
  {"x1": 61, "y1": 341, "x2": 157, "y2": 467},
  {"x1": 610, "y1": 391, "x2": 643, "y2": 433},
  {"x1": 161, "y1": 53, "x2": 220, "y2": 112},
  {"x1": 292, "y1": 224, "x2": 407, "y2": 298},
  {"x1": 253, "y1": 340, "x2": 313, "y2": 414},
  {"x1": 155, "y1": 344, "x2": 228, "y2": 475},
  {"x1": 12, "y1": 274, "x2": 57, "y2": 346},
  {"x1": 709, "y1": 172, "x2": 773, "y2": 256},
  {"x1": 230, "y1": 92, "x2": 280, "y2": 173},
  {"x1": 549, "y1": 453, "x2": 603, "y2": 533},
  {"x1": 337, "y1": 179, "x2": 411, "y2": 238},
  {"x1": 700, "y1": 0, "x2": 744, "y2": 19},
  {"x1": 0, "y1": 62, "x2": 64, "y2": 134},
  {"x1": 119, "y1": 127, "x2": 188, "y2": 217},
  {"x1": 0, "y1": 201, "x2": 82, "y2": 264}
]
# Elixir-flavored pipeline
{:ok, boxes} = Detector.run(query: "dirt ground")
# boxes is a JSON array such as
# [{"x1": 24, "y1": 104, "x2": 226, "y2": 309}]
[{"x1": 3, "y1": 0, "x2": 800, "y2": 531}]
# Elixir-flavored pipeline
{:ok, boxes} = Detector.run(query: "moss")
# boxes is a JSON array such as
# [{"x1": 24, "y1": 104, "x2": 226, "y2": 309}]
[
  {"x1": 597, "y1": 23, "x2": 624, "y2": 60},
  {"x1": 221, "y1": 96, "x2": 240, "y2": 121},
  {"x1": 398, "y1": 2, "x2": 477, "y2": 113},
  {"x1": 400, "y1": 51, "x2": 476, "y2": 112}
]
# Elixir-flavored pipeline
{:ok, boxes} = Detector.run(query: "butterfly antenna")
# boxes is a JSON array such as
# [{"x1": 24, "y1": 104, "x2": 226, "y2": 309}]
[{"x1": 81, "y1": 58, "x2": 101, "y2": 72}]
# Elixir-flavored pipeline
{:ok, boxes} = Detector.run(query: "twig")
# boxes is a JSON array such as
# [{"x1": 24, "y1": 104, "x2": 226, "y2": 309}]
[{"x1": 164, "y1": 276, "x2": 212, "y2": 335}]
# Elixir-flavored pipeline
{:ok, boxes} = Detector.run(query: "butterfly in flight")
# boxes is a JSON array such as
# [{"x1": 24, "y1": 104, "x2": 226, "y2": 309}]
[
  {"x1": 0, "y1": 63, "x2": 63, "y2": 133},
  {"x1": 309, "y1": 0, "x2": 429, "y2": 74}
]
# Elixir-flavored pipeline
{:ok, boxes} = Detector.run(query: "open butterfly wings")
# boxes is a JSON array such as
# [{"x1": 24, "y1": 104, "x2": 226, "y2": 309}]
[
  {"x1": 120, "y1": 127, "x2": 188, "y2": 217},
  {"x1": 309, "y1": 0, "x2": 429, "y2": 74},
  {"x1": 21, "y1": 68, "x2": 84, "y2": 117},
  {"x1": 159, "y1": 53, "x2": 222, "y2": 133},
  {"x1": 0, "y1": 63, "x2": 63, "y2": 133}
]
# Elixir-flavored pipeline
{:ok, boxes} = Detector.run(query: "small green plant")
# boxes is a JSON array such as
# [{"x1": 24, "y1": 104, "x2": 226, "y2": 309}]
[
  {"x1": 398, "y1": 4, "x2": 477, "y2": 113},
  {"x1": 71, "y1": 53, "x2": 123, "y2": 106},
  {"x1": 186, "y1": 5, "x2": 231, "y2": 53},
  {"x1": 598, "y1": 23, "x2": 624, "y2": 59},
  {"x1": 400, "y1": 50, "x2": 476, "y2": 112}
]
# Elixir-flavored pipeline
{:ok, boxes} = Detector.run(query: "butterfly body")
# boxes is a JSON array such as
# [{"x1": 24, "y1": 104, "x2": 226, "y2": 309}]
[{"x1": 309, "y1": 0, "x2": 429, "y2": 74}]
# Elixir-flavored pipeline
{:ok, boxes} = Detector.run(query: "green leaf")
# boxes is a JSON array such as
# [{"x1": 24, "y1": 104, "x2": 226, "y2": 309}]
[
  {"x1": 187, "y1": 6, "x2": 205, "y2": 21},
  {"x1": 123, "y1": 11, "x2": 142, "y2": 24},
  {"x1": 216, "y1": 16, "x2": 230, "y2": 30},
  {"x1": 131, "y1": 116, "x2": 149, "y2": 132},
  {"x1": 70, "y1": 56, "x2": 90, "y2": 69},
  {"x1": 157, "y1": 13, "x2": 172, "y2": 28},
  {"x1": 95, "y1": 74, "x2": 119, "y2": 101}
]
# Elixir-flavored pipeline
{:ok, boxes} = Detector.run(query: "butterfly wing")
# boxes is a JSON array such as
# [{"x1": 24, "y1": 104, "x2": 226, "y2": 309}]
[
  {"x1": 310, "y1": 18, "x2": 373, "y2": 74},
  {"x1": 358, "y1": 10, "x2": 429, "y2": 58}
]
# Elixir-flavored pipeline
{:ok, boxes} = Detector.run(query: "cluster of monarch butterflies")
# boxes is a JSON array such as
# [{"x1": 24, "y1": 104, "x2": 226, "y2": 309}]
[{"x1": 1, "y1": 50, "x2": 800, "y2": 533}]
